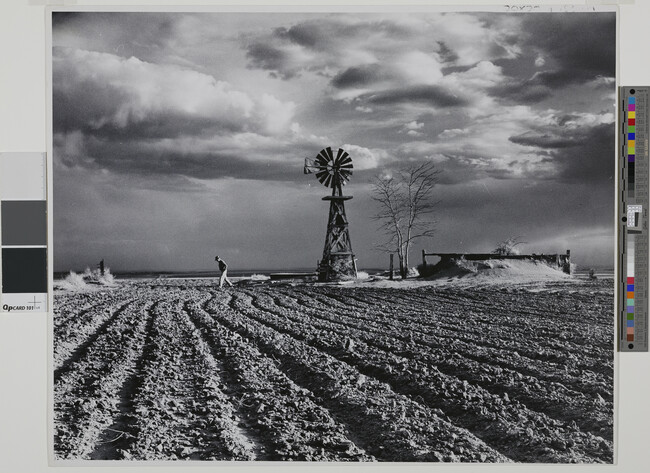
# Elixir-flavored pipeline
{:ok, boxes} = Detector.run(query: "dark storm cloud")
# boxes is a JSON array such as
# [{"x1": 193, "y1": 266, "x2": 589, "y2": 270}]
[
  {"x1": 52, "y1": 77, "x2": 243, "y2": 139},
  {"x1": 54, "y1": 133, "x2": 309, "y2": 183},
  {"x1": 508, "y1": 121, "x2": 614, "y2": 184},
  {"x1": 330, "y1": 64, "x2": 384, "y2": 89},
  {"x1": 53, "y1": 12, "x2": 177, "y2": 60},
  {"x1": 550, "y1": 123, "x2": 615, "y2": 184},
  {"x1": 365, "y1": 85, "x2": 468, "y2": 107},
  {"x1": 508, "y1": 132, "x2": 587, "y2": 149},
  {"x1": 436, "y1": 41, "x2": 459, "y2": 64},
  {"x1": 274, "y1": 18, "x2": 415, "y2": 49},
  {"x1": 522, "y1": 13, "x2": 616, "y2": 80},
  {"x1": 52, "y1": 12, "x2": 82, "y2": 27},
  {"x1": 489, "y1": 13, "x2": 615, "y2": 103},
  {"x1": 246, "y1": 42, "x2": 298, "y2": 79},
  {"x1": 488, "y1": 81, "x2": 552, "y2": 104},
  {"x1": 244, "y1": 17, "x2": 417, "y2": 79}
]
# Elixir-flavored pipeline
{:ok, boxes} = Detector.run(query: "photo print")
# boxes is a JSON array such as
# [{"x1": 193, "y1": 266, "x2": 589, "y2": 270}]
[{"x1": 51, "y1": 8, "x2": 616, "y2": 463}]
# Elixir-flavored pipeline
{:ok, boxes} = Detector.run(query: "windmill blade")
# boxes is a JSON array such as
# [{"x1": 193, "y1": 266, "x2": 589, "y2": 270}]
[
  {"x1": 334, "y1": 149, "x2": 349, "y2": 165},
  {"x1": 324, "y1": 173, "x2": 333, "y2": 188},
  {"x1": 316, "y1": 170, "x2": 329, "y2": 182},
  {"x1": 315, "y1": 152, "x2": 329, "y2": 167},
  {"x1": 339, "y1": 161, "x2": 353, "y2": 170},
  {"x1": 340, "y1": 169, "x2": 352, "y2": 181},
  {"x1": 339, "y1": 156, "x2": 352, "y2": 168},
  {"x1": 324, "y1": 147, "x2": 334, "y2": 161},
  {"x1": 318, "y1": 149, "x2": 330, "y2": 163}
]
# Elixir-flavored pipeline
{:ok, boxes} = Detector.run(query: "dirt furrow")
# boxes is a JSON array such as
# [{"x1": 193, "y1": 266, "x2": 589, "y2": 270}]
[
  {"x1": 186, "y1": 294, "x2": 373, "y2": 461},
  {"x1": 89, "y1": 299, "x2": 158, "y2": 460},
  {"x1": 301, "y1": 287, "x2": 612, "y2": 368},
  {"x1": 284, "y1": 288, "x2": 612, "y2": 396},
  {"x1": 53, "y1": 300, "x2": 154, "y2": 459},
  {"x1": 205, "y1": 292, "x2": 511, "y2": 462},
  {"x1": 262, "y1": 289, "x2": 613, "y2": 440},
  {"x1": 54, "y1": 298, "x2": 139, "y2": 378},
  {"x1": 234, "y1": 290, "x2": 612, "y2": 462},
  {"x1": 111, "y1": 293, "x2": 255, "y2": 460},
  {"x1": 376, "y1": 288, "x2": 613, "y2": 357}
]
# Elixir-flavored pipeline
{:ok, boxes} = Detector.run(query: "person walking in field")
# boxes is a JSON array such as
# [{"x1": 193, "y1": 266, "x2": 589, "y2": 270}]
[{"x1": 215, "y1": 255, "x2": 234, "y2": 288}]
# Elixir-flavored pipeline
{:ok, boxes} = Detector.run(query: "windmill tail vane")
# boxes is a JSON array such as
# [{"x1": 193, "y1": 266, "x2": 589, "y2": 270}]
[{"x1": 304, "y1": 158, "x2": 316, "y2": 174}]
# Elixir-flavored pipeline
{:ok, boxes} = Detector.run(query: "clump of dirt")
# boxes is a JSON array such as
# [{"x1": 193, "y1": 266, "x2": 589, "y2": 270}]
[{"x1": 58, "y1": 268, "x2": 117, "y2": 293}]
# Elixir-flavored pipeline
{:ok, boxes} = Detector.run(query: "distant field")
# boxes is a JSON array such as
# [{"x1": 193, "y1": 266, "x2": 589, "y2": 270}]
[{"x1": 53, "y1": 279, "x2": 614, "y2": 462}]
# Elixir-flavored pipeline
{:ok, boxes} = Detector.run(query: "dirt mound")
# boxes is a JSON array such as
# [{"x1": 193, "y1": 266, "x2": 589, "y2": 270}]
[{"x1": 423, "y1": 257, "x2": 571, "y2": 286}]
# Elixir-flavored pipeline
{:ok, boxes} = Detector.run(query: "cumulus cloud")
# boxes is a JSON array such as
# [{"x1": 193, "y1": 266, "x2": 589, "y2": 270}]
[
  {"x1": 400, "y1": 121, "x2": 424, "y2": 137},
  {"x1": 54, "y1": 47, "x2": 295, "y2": 138},
  {"x1": 53, "y1": 46, "x2": 313, "y2": 182},
  {"x1": 439, "y1": 128, "x2": 468, "y2": 139},
  {"x1": 340, "y1": 144, "x2": 388, "y2": 171}
]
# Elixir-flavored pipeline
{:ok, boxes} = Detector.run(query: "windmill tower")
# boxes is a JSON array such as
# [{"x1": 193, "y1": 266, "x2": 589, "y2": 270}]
[{"x1": 305, "y1": 147, "x2": 357, "y2": 281}]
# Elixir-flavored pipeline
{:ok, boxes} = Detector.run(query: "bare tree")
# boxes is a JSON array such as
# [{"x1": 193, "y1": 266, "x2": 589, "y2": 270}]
[
  {"x1": 492, "y1": 236, "x2": 527, "y2": 256},
  {"x1": 371, "y1": 162, "x2": 441, "y2": 278}
]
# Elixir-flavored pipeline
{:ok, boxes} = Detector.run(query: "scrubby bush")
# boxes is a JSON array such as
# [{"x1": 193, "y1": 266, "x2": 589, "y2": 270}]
[{"x1": 417, "y1": 263, "x2": 437, "y2": 277}]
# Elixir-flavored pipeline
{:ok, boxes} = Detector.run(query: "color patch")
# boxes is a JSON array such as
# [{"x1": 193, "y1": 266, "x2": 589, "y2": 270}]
[
  {"x1": 1, "y1": 248, "x2": 47, "y2": 293},
  {"x1": 629, "y1": 133, "x2": 635, "y2": 140},
  {"x1": 627, "y1": 277, "x2": 634, "y2": 284},
  {"x1": 628, "y1": 291, "x2": 634, "y2": 299},
  {"x1": 629, "y1": 121, "x2": 635, "y2": 129},
  {"x1": 629, "y1": 97, "x2": 636, "y2": 104},
  {"x1": 1, "y1": 200, "x2": 47, "y2": 246},
  {"x1": 628, "y1": 111, "x2": 636, "y2": 119},
  {"x1": 628, "y1": 284, "x2": 635, "y2": 291},
  {"x1": 629, "y1": 104, "x2": 636, "y2": 111},
  {"x1": 628, "y1": 320, "x2": 635, "y2": 327}
]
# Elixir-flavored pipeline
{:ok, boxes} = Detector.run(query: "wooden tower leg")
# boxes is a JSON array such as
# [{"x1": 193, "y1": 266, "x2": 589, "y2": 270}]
[{"x1": 319, "y1": 196, "x2": 356, "y2": 281}]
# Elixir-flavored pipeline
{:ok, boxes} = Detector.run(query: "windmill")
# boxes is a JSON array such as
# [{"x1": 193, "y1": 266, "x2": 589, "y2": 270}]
[{"x1": 305, "y1": 147, "x2": 357, "y2": 281}]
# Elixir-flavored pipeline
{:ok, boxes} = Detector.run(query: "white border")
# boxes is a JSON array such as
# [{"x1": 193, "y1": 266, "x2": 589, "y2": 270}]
[{"x1": 2, "y1": 1, "x2": 644, "y2": 472}]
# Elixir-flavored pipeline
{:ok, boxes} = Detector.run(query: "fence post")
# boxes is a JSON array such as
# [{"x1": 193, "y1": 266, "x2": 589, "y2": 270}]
[
  {"x1": 422, "y1": 249, "x2": 426, "y2": 267},
  {"x1": 389, "y1": 254, "x2": 394, "y2": 280}
]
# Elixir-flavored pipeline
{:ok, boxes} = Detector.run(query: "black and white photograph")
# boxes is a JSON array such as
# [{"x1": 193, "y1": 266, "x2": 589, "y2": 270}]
[{"x1": 51, "y1": 8, "x2": 616, "y2": 463}]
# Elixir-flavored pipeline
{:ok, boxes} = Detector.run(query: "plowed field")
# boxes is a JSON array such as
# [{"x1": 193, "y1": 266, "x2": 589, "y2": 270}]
[{"x1": 53, "y1": 279, "x2": 614, "y2": 462}]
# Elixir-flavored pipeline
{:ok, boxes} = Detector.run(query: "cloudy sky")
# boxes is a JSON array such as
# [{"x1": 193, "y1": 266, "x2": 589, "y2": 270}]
[{"x1": 52, "y1": 10, "x2": 616, "y2": 272}]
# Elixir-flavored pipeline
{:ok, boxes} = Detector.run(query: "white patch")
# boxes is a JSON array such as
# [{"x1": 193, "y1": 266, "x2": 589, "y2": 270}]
[
  {"x1": 393, "y1": 51, "x2": 443, "y2": 84},
  {"x1": 340, "y1": 143, "x2": 388, "y2": 171},
  {"x1": 403, "y1": 120, "x2": 424, "y2": 131},
  {"x1": 439, "y1": 128, "x2": 468, "y2": 139}
]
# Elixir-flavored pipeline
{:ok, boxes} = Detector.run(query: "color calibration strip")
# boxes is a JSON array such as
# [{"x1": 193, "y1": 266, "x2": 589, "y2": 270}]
[
  {"x1": 628, "y1": 96, "x2": 636, "y2": 197},
  {"x1": 619, "y1": 87, "x2": 649, "y2": 352},
  {"x1": 0, "y1": 152, "x2": 48, "y2": 313},
  {"x1": 627, "y1": 237, "x2": 635, "y2": 342}
]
